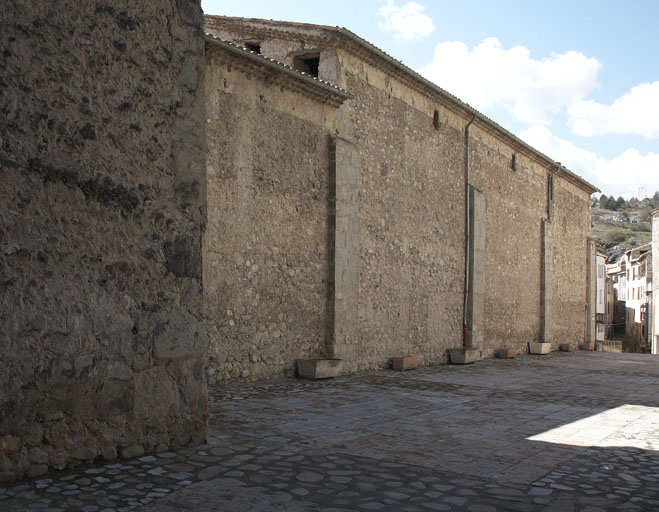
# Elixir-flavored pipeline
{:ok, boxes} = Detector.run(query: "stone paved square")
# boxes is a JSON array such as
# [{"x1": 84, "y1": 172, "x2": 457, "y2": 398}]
[{"x1": 2, "y1": 351, "x2": 659, "y2": 511}]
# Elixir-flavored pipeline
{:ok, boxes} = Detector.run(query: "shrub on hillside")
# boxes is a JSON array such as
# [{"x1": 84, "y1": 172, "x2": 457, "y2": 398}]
[{"x1": 609, "y1": 229, "x2": 630, "y2": 243}]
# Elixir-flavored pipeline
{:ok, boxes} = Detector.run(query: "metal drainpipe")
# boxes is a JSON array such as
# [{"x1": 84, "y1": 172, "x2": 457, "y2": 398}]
[
  {"x1": 547, "y1": 163, "x2": 561, "y2": 222},
  {"x1": 463, "y1": 114, "x2": 477, "y2": 348}
]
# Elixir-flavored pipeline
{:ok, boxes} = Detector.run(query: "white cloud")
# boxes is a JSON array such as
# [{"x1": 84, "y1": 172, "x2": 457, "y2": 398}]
[
  {"x1": 520, "y1": 125, "x2": 659, "y2": 198},
  {"x1": 418, "y1": 38, "x2": 601, "y2": 125},
  {"x1": 378, "y1": 0, "x2": 434, "y2": 42},
  {"x1": 568, "y1": 81, "x2": 659, "y2": 139}
]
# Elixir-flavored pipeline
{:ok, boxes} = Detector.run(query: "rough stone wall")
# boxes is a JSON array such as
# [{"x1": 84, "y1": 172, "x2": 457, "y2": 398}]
[
  {"x1": 0, "y1": 1, "x2": 207, "y2": 481},
  {"x1": 343, "y1": 73, "x2": 465, "y2": 370},
  {"x1": 204, "y1": 47, "x2": 337, "y2": 383},
  {"x1": 336, "y1": 51, "x2": 592, "y2": 361},
  {"x1": 204, "y1": 19, "x2": 594, "y2": 369},
  {"x1": 549, "y1": 179, "x2": 591, "y2": 345},
  {"x1": 468, "y1": 136, "x2": 548, "y2": 354}
]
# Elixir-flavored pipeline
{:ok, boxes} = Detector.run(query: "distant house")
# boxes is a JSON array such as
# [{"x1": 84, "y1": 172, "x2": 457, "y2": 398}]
[
  {"x1": 596, "y1": 246, "x2": 607, "y2": 341},
  {"x1": 621, "y1": 244, "x2": 652, "y2": 347},
  {"x1": 651, "y1": 210, "x2": 659, "y2": 354},
  {"x1": 607, "y1": 258, "x2": 627, "y2": 334}
]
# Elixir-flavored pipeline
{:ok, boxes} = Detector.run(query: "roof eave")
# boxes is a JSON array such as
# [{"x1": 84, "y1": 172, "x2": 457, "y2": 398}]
[{"x1": 204, "y1": 34, "x2": 352, "y2": 105}]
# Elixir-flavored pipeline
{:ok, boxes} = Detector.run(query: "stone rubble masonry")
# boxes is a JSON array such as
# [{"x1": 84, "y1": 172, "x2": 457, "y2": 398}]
[
  {"x1": 203, "y1": 41, "x2": 348, "y2": 383},
  {"x1": 467, "y1": 185, "x2": 485, "y2": 347},
  {"x1": 206, "y1": 16, "x2": 596, "y2": 378},
  {"x1": 0, "y1": 1, "x2": 207, "y2": 482}
]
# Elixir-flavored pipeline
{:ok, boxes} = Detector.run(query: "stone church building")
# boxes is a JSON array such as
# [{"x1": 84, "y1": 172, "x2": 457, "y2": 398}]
[
  {"x1": 203, "y1": 16, "x2": 598, "y2": 382},
  {"x1": 0, "y1": 3, "x2": 596, "y2": 481}
]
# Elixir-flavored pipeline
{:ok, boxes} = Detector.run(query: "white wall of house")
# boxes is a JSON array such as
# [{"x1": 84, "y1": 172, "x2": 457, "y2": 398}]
[
  {"x1": 652, "y1": 211, "x2": 659, "y2": 354},
  {"x1": 596, "y1": 252, "x2": 607, "y2": 341},
  {"x1": 624, "y1": 245, "x2": 651, "y2": 344}
]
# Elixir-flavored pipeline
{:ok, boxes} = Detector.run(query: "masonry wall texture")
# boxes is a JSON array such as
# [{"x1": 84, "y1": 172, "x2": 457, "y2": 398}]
[
  {"x1": 205, "y1": 16, "x2": 596, "y2": 379},
  {"x1": 0, "y1": 1, "x2": 207, "y2": 481},
  {"x1": 203, "y1": 40, "x2": 346, "y2": 382}
]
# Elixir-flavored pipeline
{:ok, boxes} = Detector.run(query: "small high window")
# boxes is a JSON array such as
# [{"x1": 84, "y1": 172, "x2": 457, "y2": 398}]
[
  {"x1": 294, "y1": 53, "x2": 320, "y2": 77},
  {"x1": 244, "y1": 42, "x2": 261, "y2": 54},
  {"x1": 433, "y1": 109, "x2": 440, "y2": 130}
]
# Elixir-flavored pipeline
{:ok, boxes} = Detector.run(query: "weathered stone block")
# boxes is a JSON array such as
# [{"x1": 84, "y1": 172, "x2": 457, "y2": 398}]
[
  {"x1": 101, "y1": 446, "x2": 118, "y2": 461},
  {"x1": 529, "y1": 342, "x2": 551, "y2": 355},
  {"x1": 120, "y1": 444, "x2": 145, "y2": 459},
  {"x1": 560, "y1": 343, "x2": 575, "y2": 352},
  {"x1": 582, "y1": 342, "x2": 595, "y2": 351},
  {"x1": 596, "y1": 341, "x2": 622, "y2": 353},
  {"x1": 448, "y1": 348, "x2": 483, "y2": 365},
  {"x1": 71, "y1": 447, "x2": 97, "y2": 461},
  {"x1": 296, "y1": 359, "x2": 343, "y2": 379},
  {"x1": 392, "y1": 356, "x2": 419, "y2": 371},
  {"x1": 26, "y1": 464, "x2": 48, "y2": 478},
  {"x1": 27, "y1": 447, "x2": 48, "y2": 465},
  {"x1": 154, "y1": 311, "x2": 206, "y2": 360},
  {"x1": 164, "y1": 236, "x2": 201, "y2": 278},
  {"x1": 498, "y1": 348, "x2": 518, "y2": 359},
  {"x1": 0, "y1": 436, "x2": 21, "y2": 453}
]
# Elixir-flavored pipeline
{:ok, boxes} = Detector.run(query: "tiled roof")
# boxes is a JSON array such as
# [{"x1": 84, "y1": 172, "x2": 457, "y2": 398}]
[
  {"x1": 204, "y1": 33, "x2": 351, "y2": 106},
  {"x1": 205, "y1": 15, "x2": 600, "y2": 194}
]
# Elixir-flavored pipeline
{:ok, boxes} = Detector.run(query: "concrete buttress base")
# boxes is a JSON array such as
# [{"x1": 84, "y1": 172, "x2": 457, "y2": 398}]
[
  {"x1": 296, "y1": 359, "x2": 343, "y2": 379},
  {"x1": 448, "y1": 348, "x2": 482, "y2": 365},
  {"x1": 529, "y1": 342, "x2": 551, "y2": 355}
]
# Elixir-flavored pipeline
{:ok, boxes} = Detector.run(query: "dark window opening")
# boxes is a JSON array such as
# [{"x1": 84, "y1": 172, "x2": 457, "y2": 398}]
[
  {"x1": 512, "y1": 153, "x2": 517, "y2": 171},
  {"x1": 294, "y1": 54, "x2": 320, "y2": 77},
  {"x1": 244, "y1": 42, "x2": 261, "y2": 54},
  {"x1": 433, "y1": 109, "x2": 440, "y2": 130}
]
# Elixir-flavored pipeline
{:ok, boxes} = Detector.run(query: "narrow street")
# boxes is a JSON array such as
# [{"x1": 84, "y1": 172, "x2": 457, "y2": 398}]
[{"x1": 3, "y1": 351, "x2": 659, "y2": 511}]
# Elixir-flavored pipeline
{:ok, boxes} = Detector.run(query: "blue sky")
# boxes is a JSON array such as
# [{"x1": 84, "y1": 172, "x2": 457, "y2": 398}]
[{"x1": 202, "y1": 0, "x2": 659, "y2": 198}]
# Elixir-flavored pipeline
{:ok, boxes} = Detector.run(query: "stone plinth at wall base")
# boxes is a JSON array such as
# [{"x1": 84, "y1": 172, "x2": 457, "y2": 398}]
[
  {"x1": 582, "y1": 342, "x2": 595, "y2": 351},
  {"x1": 392, "y1": 355, "x2": 419, "y2": 371},
  {"x1": 498, "y1": 348, "x2": 518, "y2": 359},
  {"x1": 596, "y1": 341, "x2": 623, "y2": 353},
  {"x1": 529, "y1": 342, "x2": 551, "y2": 355},
  {"x1": 560, "y1": 343, "x2": 575, "y2": 352},
  {"x1": 448, "y1": 348, "x2": 482, "y2": 365},
  {"x1": 296, "y1": 358, "x2": 343, "y2": 379}
]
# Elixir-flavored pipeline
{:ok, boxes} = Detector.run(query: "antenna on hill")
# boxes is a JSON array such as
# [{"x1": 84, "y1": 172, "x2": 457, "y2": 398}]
[{"x1": 639, "y1": 187, "x2": 647, "y2": 199}]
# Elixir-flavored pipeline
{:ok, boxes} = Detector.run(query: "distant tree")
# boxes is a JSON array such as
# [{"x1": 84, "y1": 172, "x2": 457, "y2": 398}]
[
  {"x1": 640, "y1": 205, "x2": 652, "y2": 222},
  {"x1": 616, "y1": 196, "x2": 626, "y2": 209},
  {"x1": 652, "y1": 191, "x2": 659, "y2": 208},
  {"x1": 599, "y1": 194, "x2": 608, "y2": 205},
  {"x1": 610, "y1": 229, "x2": 630, "y2": 243},
  {"x1": 603, "y1": 196, "x2": 618, "y2": 210}
]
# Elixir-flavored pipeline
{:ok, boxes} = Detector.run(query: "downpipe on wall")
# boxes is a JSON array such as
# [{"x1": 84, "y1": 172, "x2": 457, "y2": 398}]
[
  {"x1": 463, "y1": 114, "x2": 477, "y2": 348},
  {"x1": 547, "y1": 163, "x2": 561, "y2": 222}
]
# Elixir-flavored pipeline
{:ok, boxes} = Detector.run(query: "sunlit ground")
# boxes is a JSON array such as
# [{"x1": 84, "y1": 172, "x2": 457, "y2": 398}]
[{"x1": 528, "y1": 404, "x2": 659, "y2": 450}]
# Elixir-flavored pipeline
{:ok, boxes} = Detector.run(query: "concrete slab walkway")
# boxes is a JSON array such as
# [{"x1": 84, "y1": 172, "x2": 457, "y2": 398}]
[{"x1": 2, "y1": 351, "x2": 659, "y2": 511}]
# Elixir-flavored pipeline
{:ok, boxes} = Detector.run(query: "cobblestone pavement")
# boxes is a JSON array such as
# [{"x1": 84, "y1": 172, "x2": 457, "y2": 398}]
[{"x1": 2, "y1": 351, "x2": 659, "y2": 511}]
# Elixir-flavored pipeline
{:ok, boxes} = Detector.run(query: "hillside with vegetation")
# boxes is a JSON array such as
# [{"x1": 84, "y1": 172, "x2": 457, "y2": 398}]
[{"x1": 591, "y1": 192, "x2": 659, "y2": 259}]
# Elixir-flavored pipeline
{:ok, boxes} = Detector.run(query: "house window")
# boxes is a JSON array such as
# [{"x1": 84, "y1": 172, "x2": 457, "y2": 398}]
[
  {"x1": 433, "y1": 109, "x2": 440, "y2": 130},
  {"x1": 294, "y1": 53, "x2": 320, "y2": 77},
  {"x1": 244, "y1": 41, "x2": 261, "y2": 54}
]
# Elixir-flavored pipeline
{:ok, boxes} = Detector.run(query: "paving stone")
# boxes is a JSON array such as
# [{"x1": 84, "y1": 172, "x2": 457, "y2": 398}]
[{"x1": 3, "y1": 354, "x2": 659, "y2": 512}]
